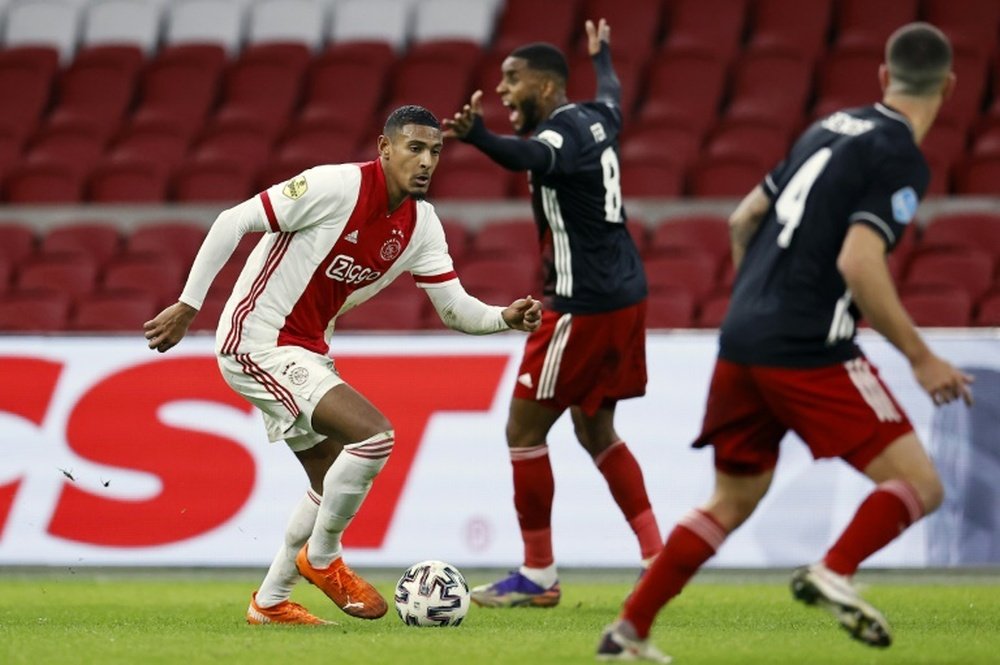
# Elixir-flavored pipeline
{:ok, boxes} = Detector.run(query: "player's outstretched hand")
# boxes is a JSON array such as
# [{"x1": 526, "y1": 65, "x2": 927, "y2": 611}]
[
  {"x1": 912, "y1": 353, "x2": 974, "y2": 406},
  {"x1": 143, "y1": 301, "x2": 198, "y2": 353},
  {"x1": 442, "y1": 90, "x2": 484, "y2": 140},
  {"x1": 585, "y1": 18, "x2": 610, "y2": 56},
  {"x1": 502, "y1": 295, "x2": 542, "y2": 332}
]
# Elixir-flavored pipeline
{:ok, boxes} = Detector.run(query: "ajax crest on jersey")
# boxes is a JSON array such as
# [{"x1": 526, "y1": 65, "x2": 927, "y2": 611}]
[{"x1": 394, "y1": 560, "x2": 470, "y2": 627}]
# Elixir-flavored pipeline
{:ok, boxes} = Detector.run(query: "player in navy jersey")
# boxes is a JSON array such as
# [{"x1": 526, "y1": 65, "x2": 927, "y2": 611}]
[
  {"x1": 596, "y1": 23, "x2": 973, "y2": 662},
  {"x1": 444, "y1": 19, "x2": 661, "y2": 608}
]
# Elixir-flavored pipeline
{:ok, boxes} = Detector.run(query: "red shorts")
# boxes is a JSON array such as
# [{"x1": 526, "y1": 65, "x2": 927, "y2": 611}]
[
  {"x1": 694, "y1": 357, "x2": 914, "y2": 474},
  {"x1": 513, "y1": 300, "x2": 647, "y2": 415}
]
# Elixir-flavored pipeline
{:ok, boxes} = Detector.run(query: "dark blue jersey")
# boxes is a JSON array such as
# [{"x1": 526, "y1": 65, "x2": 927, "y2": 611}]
[
  {"x1": 528, "y1": 101, "x2": 647, "y2": 313},
  {"x1": 720, "y1": 104, "x2": 929, "y2": 367}
]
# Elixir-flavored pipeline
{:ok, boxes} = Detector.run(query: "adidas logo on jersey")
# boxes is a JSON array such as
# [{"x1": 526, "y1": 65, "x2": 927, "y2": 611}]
[
  {"x1": 344, "y1": 230, "x2": 359, "y2": 244},
  {"x1": 517, "y1": 373, "x2": 534, "y2": 389}
]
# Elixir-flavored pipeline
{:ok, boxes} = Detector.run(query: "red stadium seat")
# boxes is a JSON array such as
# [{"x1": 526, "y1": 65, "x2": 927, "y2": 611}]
[
  {"x1": 620, "y1": 125, "x2": 703, "y2": 170},
  {"x1": 620, "y1": 160, "x2": 684, "y2": 198},
  {"x1": 41, "y1": 224, "x2": 121, "y2": 264},
  {"x1": 970, "y1": 124, "x2": 1000, "y2": 159},
  {"x1": 189, "y1": 295, "x2": 228, "y2": 332},
  {"x1": 101, "y1": 253, "x2": 185, "y2": 301},
  {"x1": 724, "y1": 53, "x2": 813, "y2": 128},
  {"x1": 662, "y1": 0, "x2": 748, "y2": 63},
  {"x1": 920, "y1": 213, "x2": 1000, "y2": 259},
  {"x1": 0, "y1": 47, "x2": 59, "y2": 141},
  {"x1": 470, "y1": 218, "x2": 539, "y2": 261},
  {"x1": 108, "y1": 124, "x2": 192, "y2": 172},
  {"x1": 812, "y1": 50, "x2": 883, "y2": 120},
  {"x1": 637, "y1": 53, "x2": 727, "y2": 136},
  {"x1": 272, "y1": 126, "x2": 361, "y2": 172},
  {"x1": 45, "y1": 56, "x2": 140, "y2": 138},
  {"x1": 922, "y1": 152, "x2": 952, "y2": 198},
  {"x1": 16, "y1": 253, "x2": 99, "y2": 298},
  {"x1": 70, "y1": 292, "x2": 159, "y2": 332},
  {"x1": 647, "y1": 216, "x2": 730, "y2": 268},
  {"x1": 974, "y1": 291, "x2": 1000, "y2": 326},
  {"x1": 900, "y1": 287, "x2": 973, "y2": 327},
  {"x1": 212, "y1": 58, "x2": 306, "y2": 135},
  {"x1": 936, "y1": 52, "x2": 989, "y2": 128},
  {"x1": 704, "y1": 120, "x2": 791, "y2": 172},
  {"x1": 440, "y1": 219, "x2": 472, "y2": 266},
  {"x1": 0, "y1": 222, "x2": 37, "y2": 266},
  {"x1": 3, "y1": 161, "x2": 85, "y2": 202},
  {"x1": 193, "y1": 125, "x2": 276, "y2": 166},
  {"x1": 173, "y1": 157, "x2": 257, "y2": 203},
  {"x1": 492, "y1": 0, "x2": 581, "y2": 54},
  {"x1": 0, "y1": 292, "x2": 71, "y2": 331},
  {"x1": 24, "y1": 123, "x2": 108, "y2": 177},
  {"x1": 384, "y1": 51, "x2": 477, "y2": 122},
  {"x1": 628, "y1": 220, "x2": 648, "y2": 256},
  {"x1": 130, "y1": 45, "x2": 227, "y2": 136},
  {"x1": 88, "y1": 159, "x2": 171, "y2": 203},
  {"x1": 0, "y1": 255, "x2": 12, "y2": 295},
  {"x1": 887, "y1": 222, "x2": 919, "y2": 283},
  {"x1": 904, "y1": 248, "x2": 994, "y2": 301},
  {"x1": 575, "y1": 0, "x2": 664, "y2": 60},
  {"x1": 431, "y1": 162, "x2": 512, "y2": 200},
  {"x1": 696, "y1": 293, "x2": 731, "y2": 328},
  {"x1": 833, "y1": 0, "x2": 918, "y2": 54},
  {"x1": 954, "y1": 155, "x2": 1000, "y2": 195},
  {"x1": 746, "y1": 0, "x2": 833, "y2": 61},
  {"x1": 335, "y1": 293, "x2": 426, "y2": 331},
  {"x1": 643, "y1": 253, "x2": 718, "y2": 300},
  {"x1": 920, "y1": 121, "x2": 968, "y2": 174},
  {"x1": 456, "y1": 257, "x2": 542, "y2": 303},
  {"x1": 923, "y1": 0, "x2": 1000, "y2": 60},
  {"x1": 127, "y1": 222, "x2": 207, "y2": 268},
  {"x1": 687, "y1": 156, "x2": 766, "y2": 197},
  {"x1": 646, "y1": 290, "x2": 696, "y2": 328}
]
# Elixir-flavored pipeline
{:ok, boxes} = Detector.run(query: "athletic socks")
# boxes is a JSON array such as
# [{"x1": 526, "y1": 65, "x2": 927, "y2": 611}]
[
  {"x1": 824, "y1": 479, "x2": 924, "y2": 576},
  {"x1": 306, "y1": 431, "x2": 394, "y2": 568},
  {"x1": 511, "y1": 444, "x2": 556, "y2": 569},
  {"x1": 255, "y1": 489, "x2": 321, "y2": 608},
  {"x1": 595, "y1": 441, "x2": 663, "y2": 561},
  {"x1": 623, "y1": 508, "x2": 727, "y2": 639}
]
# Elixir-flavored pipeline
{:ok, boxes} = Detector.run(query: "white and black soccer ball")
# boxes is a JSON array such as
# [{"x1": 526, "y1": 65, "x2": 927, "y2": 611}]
[{"x1": 394, "y1": 560, "x2": 470, "y2": 627}]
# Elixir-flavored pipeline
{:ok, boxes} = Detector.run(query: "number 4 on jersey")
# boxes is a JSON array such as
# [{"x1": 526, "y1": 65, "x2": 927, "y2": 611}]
[{"x1": 775, "y1": 148, "x2": 832, "y2": 247}]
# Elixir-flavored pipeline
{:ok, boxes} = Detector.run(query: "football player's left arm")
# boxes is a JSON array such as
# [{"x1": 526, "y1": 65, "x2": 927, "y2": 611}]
[
  {"x1": 839, "y1": 224, "x2": 972, "y2": 406},
  {"x1": 729, "y1": 185, "x2": 770, "y2": 269},
  {"x1": 424, "y1": 282, "x2": 541, "y2": 333},
  {"x1": 587, "y1": 19, "x2": 621, "y2": 107}
]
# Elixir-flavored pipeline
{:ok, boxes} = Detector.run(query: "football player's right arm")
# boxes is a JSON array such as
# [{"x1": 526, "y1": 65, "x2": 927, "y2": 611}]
[
  {"x1": 729, "y1": 185, "x2": 770, "y2": 269},
  {"x1": 144, "y1": 198, "x2": 269, "y2": 352}
]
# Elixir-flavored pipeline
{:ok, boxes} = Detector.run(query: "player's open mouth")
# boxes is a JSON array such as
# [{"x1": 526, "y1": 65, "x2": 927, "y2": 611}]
[
  {"x1": 414, "y1": 175, "x2": 430, "y2": 186},
  {"x1": 503, "y1": 100, "x2": 521, "y2": 127}
]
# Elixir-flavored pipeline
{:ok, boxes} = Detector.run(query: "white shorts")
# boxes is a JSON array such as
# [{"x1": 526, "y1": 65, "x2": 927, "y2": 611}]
[{"x1": 217, "y1": 346, "x2": 344, "y2": 451}]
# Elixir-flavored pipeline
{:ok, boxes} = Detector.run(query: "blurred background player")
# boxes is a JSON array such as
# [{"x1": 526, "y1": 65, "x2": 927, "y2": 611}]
[
  {"x1": 596, "y1": 23, "x2": 973, "y2": 662},
  {"x1": 143, "y1": 105, "x2": 541, "y2": 625},
  {"x1": 444, "y1": 19, "x2": 661, "y2": 608}
]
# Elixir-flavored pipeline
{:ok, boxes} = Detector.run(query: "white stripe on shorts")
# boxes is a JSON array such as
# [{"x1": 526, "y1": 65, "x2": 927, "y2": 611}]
[
  {"x1": 844, "y1": 358, "x2": 902, "y2": 423},
  {"x1": 536, "y1": 313, "x2": 572, "y2": 400}
]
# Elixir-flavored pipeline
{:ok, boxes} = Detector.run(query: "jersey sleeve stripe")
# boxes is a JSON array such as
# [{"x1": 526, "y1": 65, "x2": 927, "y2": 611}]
[
  {"x1": 414, "y1": 271, "x2": 458, "y2": 285},
  {"x1": 259, "y1": 191, "x2": 280, "y2": 232},
  {"x1": 849, "y1": 211, "x2": 896, "y2": 245}
]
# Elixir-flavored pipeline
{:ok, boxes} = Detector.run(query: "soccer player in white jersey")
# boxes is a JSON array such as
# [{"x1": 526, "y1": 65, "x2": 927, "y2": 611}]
[{"x1": 143, "y1": 105, "x2": 542, "y2": 625}]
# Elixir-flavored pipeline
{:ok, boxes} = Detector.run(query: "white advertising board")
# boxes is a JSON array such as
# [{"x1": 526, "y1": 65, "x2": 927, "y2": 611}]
[{"x1": 0, "y1": 331, "x2": 996, "y2": 568}]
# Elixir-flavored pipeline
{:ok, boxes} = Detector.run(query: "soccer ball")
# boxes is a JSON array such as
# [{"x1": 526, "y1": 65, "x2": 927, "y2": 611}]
[{"x1": 394, "y1": 560, "x2": 470, "y2": 627}]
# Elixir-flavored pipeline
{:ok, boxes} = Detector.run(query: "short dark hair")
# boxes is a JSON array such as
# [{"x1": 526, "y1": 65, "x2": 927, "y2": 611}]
[
  {"x1": 384, "y1": 105, "x2": 440, "y2": 136},
  {"x1": 886, "y1": 22, "x2": 952, "y2": 96},
  {"x1": 510, "y1": 42, "x2": 569, "y2": 85}
]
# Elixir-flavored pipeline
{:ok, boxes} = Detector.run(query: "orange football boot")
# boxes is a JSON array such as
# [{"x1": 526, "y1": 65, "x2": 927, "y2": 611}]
[
  {"x1": 246, "y1": 591, "x2": 334, "y2": 625},
  {"x1": 295, "y1": 545, "x2": 388, "y2": 619}
]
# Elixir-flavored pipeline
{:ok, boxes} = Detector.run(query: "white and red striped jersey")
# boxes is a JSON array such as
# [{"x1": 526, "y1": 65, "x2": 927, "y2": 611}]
[{"x1": 214, "y1": 160, "x2": 457, "y2": 355}]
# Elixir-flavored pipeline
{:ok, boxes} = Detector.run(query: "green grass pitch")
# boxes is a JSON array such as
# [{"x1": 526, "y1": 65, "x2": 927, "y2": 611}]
[{"x1": 1, "y1": 569, "x2": 998, "y2": 664}]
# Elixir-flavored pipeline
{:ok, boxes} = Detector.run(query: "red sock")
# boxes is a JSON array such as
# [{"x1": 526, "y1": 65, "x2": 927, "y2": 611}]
[
  {"x1": 511, "y1": 444, "x2": 555, "y2": 568},
  {"x1": 596, "y1": 441, "x2": 662, "y2": 560},
  {"x1": 824, "y1": 479, "x2": 924, "y2": 576},
  {"x1": 623, "y1": 509, "x2": 727, "y2": 639}
]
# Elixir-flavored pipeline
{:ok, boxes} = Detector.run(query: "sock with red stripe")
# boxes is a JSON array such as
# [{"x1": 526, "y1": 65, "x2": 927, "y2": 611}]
[
  {"x1": 511, "y1": 444, "x2": 556, "y2": 569},
  {"x1": 306, "y1": 430, "x2": 394, "y2": 568},
  {"x1": 823, "y1": 479, "x2": 924, "y2": 576},
  {"x1": 595, "y1": 441, "x2": 663, "y2": 562},
  {"x1": 623, "y1": 509, "x2": 727, "y2": 639},
  {"x1": 256, "y1": 489, "x2": 321, "y2": 607}
]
